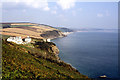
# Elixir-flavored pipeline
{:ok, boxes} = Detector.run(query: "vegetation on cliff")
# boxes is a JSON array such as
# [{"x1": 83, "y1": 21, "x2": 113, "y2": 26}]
[
  {"x1": 2, "y1": 36, "x2": 90, "y2": 79},
  {"x1": 1, "y1": 23, "x2": 90, "y2": 79}
]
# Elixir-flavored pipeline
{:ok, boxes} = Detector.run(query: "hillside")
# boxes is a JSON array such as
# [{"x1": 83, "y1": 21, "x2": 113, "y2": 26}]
[
  {"x1": 0, "y1": 22, "x2": 65, "y2": 39},
  {"x1": 54, "y1": 27, "x2": 74, "y2": 32},
  {"x1": 2, "y1": 36, "x2": 90, "y2": 79},
  {"x1": 1, "y1": 23, "x2": 90, "y2": 79}
]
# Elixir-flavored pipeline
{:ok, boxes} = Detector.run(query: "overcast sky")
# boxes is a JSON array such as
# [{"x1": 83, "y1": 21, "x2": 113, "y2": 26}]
[{"x1": 1, "y1": 0, "x2": 118, "y2": 29}]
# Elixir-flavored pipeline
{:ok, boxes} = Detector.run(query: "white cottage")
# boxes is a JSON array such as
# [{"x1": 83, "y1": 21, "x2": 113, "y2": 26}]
[
  {"x1": 47, "y1": 39, "x2": 51, "y2": 42},
  {"x1": 43, "y1": 38, "x2": 51, "y2": 42},
  {"x1": 24, "y1": 36, "x2": 31, "y2": 43},
  {"x1": 7, "y1": 36, "x2": 23, "y2": 44},
  {"x1": 7, "y1": 36, "x2": 31, "y2": 44},
  {"x1": 7, "y1": 37, "x2": 14, "y2": 42}
]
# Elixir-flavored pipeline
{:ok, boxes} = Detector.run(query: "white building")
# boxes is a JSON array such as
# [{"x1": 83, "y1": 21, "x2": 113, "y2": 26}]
[
  {"x1": 24, "y1": 36, "x2": 31, "y2": 43},
  {"x1": 47, "y1": 39, "x2": 51, "y2": 42},
  {"x1": 7, "y1": 36, "x2": 31, "y2": 44},
  {"x1": 7, "y1": 36, "x2": 23, "y2": 44},
  {"x1": 43, "y1": 38, "x2": 51, "y2": 42}
]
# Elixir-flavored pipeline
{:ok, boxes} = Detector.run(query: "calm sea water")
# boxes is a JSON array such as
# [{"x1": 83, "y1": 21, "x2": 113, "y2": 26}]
[{"x1": 52, "y1": 32, "x2": 119, "y2": 78}]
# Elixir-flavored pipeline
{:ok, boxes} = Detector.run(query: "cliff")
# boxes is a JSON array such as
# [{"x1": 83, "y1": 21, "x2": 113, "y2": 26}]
[
  {"x1": 2, "y1": 37, "x2": 90, "y2": 79},
  {"x1": 1, "y1": 23, "x2": 90, "y2": 79},
  {"x1": 40, "y1": 30, "x2": 65, "y2": 39}
]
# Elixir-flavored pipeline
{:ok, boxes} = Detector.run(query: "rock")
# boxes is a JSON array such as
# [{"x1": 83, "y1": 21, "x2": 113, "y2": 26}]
[
  {"x1": 51, "y1": 45, "x2": 59, "y2": 55},
  {"x1": 99, "y1": 75, "x2": 107, "y2": 78},
  {"x1": 51, "y1": 45, "x2": 60, "y2": 60},
  {"x1": 40, "y1": 30, "x2": 65, "y2": 39}
]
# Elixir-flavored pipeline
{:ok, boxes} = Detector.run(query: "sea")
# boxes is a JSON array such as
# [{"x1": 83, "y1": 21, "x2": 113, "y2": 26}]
[{"x1": 52, "y1": 30, "x2": 119, "y2": 78}]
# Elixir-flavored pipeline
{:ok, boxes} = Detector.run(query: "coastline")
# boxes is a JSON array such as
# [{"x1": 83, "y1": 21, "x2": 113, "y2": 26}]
[
  {"x1": 1, "y1": 22, "x2": 89, "y2": 78},
  {"x1": 51, "y1": 32, "x2": 86, "y2": 76},
  {"x1": 50, "y1": 31, "x2": 74, "y2": 42},
  {"x1": 62, "y1": 32, "x2": 74, "y2": 35},
  {"x1": 2, "y1": 38, "x2": 89, "y2": 79},
  {"x1": 52, "y1": 32, "x2": 118, "y2": 78}
]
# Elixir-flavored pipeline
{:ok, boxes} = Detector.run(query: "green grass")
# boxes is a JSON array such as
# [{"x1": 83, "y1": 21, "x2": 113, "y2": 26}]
[
  {"x1": 1, "y1": 35, "x2": 10, "y2": 40},
  {"x1": 2, "y1": 39, "x2": 90, "y2": 79},
  {"x1": 11, "y1": 25, "x2": 34, "y2": 27}
]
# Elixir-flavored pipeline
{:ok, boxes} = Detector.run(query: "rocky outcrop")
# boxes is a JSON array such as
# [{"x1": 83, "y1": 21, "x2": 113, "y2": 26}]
[
  {"x1": 40, "y1": 30, "x2": 66, "y2": 39},
  {"x1": 51, "y1": 45, "x2": 59, "y2": 54},
  {"x1": 33, "y1": 41, "x2": 60, "y2": 60},
  {"x1": 50, "y1": 44, "x2": 60, "y2": 60}
]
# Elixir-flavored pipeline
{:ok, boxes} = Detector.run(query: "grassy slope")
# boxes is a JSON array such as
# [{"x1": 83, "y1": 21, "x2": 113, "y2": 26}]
[
  {"x1": 1, "y1": 23, "x2": 63, "y2": 39},
  {"x1": 2, "y1": 38, "x2": 90, "y2": 79}
]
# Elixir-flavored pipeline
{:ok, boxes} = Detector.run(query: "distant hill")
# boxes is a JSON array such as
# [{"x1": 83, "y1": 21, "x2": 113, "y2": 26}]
[
  {"x1": 75, "y1": 28, "x2": 118, "y2": 32},
  {"x1": 0, "y1": 22, "x2": 65, "y2": 39},
  {"x1": 54, "y1": 27, "x2": 74, "y2": 32}
]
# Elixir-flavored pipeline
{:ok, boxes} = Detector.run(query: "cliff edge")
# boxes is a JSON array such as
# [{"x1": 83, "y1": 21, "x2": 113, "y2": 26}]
[
  {"x1": 1, "y1": 23, "x2": 90, "y2": 79},
  {"x1": 2, "y1": 37, "x2": 90, "y2": 79}
]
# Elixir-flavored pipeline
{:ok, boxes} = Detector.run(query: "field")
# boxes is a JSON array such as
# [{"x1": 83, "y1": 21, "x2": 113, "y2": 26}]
[{"x1": 1, "y1": 23, "x2": 63, "y2": 39}]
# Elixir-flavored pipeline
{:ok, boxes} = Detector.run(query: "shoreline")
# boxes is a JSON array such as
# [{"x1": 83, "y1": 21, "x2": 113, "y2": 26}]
[
  {"x1": 51, "y1": 32, "x2": 87, "y2": 77},
  {"x1": 50, "y1": 31, "x2": 75, "y2": 41},
  {"x1": 51, "y1": 32, "x2": 118, "y2": 79},
  {"x1": 62, "y1": 32, "x2": 74, "y2": 35}
]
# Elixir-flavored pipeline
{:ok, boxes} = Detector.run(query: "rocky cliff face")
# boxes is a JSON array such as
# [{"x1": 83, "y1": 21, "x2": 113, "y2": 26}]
[
  {"x1": 49, "y1": 44, "x2": 60, "y2": 60},
  {"x1": 51, "y1": 45, "x2": 59, "y2": 54},
  {"x1": 33, "y1": 41, "x2": 60, "y2": 61},
  {"x1": 40, "y1": 30, "x2": 65, "y2": 39}
]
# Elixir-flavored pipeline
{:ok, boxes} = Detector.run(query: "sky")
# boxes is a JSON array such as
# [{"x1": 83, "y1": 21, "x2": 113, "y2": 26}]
[{"x1": 1, "y1": 0, "x2": 118, "y2": 29}]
